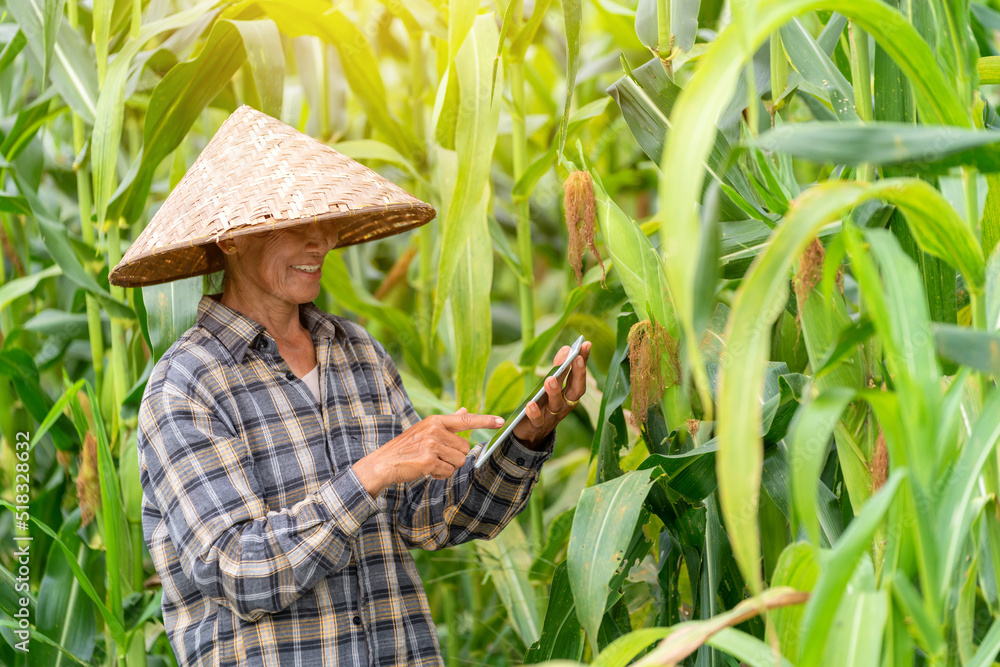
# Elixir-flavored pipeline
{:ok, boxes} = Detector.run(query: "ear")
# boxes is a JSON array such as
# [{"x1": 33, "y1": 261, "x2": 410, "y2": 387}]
[{"x1": 216, "y1": 239, "x2": 238, "y2": 255}]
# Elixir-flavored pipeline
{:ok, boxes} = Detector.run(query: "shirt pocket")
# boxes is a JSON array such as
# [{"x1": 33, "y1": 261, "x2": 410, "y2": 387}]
[{"x1": 335, "y1": 413, "x2": 405, "y2": 511}]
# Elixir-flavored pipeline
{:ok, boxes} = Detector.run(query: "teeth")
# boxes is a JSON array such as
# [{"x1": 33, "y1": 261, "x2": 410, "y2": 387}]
[{"x1": 291, "y1": 264, "x2": 320, "y2": 272}]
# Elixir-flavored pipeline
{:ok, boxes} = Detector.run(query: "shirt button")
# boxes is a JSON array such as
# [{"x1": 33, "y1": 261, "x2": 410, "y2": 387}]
[
  {"x1": 352, "y1": 615, "x2": 362, "y2": 626},
  {"x1": 285, "y1": 371, "x2": 295, "y2": 381},
  {"x1": 516, "y1": 457, "x2": 525, "y2": 466}
]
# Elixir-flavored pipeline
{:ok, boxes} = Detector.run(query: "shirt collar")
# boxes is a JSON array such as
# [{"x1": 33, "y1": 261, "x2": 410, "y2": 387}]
[{"x1": 196, "y1": 294, "x2": 341, "y2": 363}]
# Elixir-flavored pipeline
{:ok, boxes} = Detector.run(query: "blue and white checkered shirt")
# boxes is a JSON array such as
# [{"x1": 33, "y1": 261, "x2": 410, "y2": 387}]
[{"x1": 138, "y1": 294, "x2": 553, "y2": 666}]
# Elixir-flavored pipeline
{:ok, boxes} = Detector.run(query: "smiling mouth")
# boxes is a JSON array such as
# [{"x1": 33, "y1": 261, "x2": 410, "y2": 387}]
[{"x1": 291, "y1": 264, "x2": 321, "y2": 273}]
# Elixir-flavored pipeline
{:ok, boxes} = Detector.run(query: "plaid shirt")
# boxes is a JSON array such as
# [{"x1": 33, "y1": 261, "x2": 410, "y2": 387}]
[{"x1": 138, "y1": 294, "x2": 554, "y2": 667}]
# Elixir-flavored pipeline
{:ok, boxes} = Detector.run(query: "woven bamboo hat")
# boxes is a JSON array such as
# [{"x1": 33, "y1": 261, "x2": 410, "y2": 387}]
[{"x1": 109, "y1": 105, "x2": 436, "y2": 287}]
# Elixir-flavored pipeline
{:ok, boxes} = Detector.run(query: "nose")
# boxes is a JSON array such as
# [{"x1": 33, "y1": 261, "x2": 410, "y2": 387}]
[{"x1": 302, "y1": 221, "x2": 335, "y2": 253}]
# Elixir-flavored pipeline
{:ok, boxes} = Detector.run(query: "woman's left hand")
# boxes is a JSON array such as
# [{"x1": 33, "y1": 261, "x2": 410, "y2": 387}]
[{"x1": 512, "y1": 340, "x2": 592, "y2": 449}]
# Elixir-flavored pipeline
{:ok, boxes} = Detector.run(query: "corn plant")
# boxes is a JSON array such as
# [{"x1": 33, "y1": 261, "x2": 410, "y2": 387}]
[
  {"x1": 0, "y1": 0, "x2": 631, "y2": 664},
  {"x1": 524, "y1": 0, "x2": 1000, "y2": 665}
]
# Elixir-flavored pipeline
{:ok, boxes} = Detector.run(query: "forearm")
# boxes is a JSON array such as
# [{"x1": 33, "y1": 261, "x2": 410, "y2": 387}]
[
  {"x1": 181, "y1": 466, "x2": 378, "y2": 621},
  {"x1": 394, "y1": 430, "x2": 555, "y2": 550}
]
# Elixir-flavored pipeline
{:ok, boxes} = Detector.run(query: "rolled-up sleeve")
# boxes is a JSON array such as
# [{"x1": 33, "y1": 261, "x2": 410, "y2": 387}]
[
  {"x1": 374, "y1": 342, "x2": 555, "y2": 550},
  {"x1": 137, "y1": 385, "x2": 379, "y2": 623}
]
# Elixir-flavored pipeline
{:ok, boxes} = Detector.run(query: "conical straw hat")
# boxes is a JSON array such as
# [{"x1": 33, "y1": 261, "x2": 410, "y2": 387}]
[{"x1": 109, "y1": 105, "x2": 436, "y2": 287}]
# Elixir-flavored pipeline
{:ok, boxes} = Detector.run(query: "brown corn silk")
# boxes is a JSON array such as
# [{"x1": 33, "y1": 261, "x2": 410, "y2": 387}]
[
  {"x1": 870, "y1": 427, "x2": 888, "y2": 493},
  {"x1": 562, "y1": 170, "x2": 605, "y2": 286},
  {"x1": 628, "y1": 319, "x2": 679, "y2": 428},
  {"x1": 794, "y1": 237, "x2": 825, "y2": 317},
  {"x1": 77, "y1": 432, "x2": 102, "y2": 526}
]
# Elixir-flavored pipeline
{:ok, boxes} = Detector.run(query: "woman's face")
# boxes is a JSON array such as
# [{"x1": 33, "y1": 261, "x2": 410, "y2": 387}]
[{"x1": 218, "y1": 221, "x2": 337, "y2": 309}]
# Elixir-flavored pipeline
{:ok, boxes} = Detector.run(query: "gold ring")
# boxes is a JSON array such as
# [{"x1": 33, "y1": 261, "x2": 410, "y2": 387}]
[
  {"x1": 545, "y1": 405, "x2": 560, "y2": 416},
  {"x1": 565, "y1": 398, "x2": 579, "y2": 408}
]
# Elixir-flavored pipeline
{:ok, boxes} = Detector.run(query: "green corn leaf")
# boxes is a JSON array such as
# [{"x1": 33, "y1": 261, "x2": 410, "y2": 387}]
[
  {"x1": 91, "y1": 1, "x2": 249, "y2": 227},
  {"x1": 446, "y1": 0, "x2": 476, "y2": 61},
  {"x1": 779, "y1": 17, "x2": 859, "y2": 121},
  {"x1": 27, "y1": 378, "x2": 86, "y2": 453},
  {"x1": 674, "y1": 0, "x2": 704, "y2": 53},
  {"x1": 812, "y1": 317, "x2": 875, "y2": 378},
  {"x1": 528, "y1": 508, "x2": 575, "y2": 583},
  {"x1": 788, "y1": 388, "x2": 855, "y2": 544},
  {"x1": 0, "y1": 621, "x2": 90, "y2": 666},
  {"x1": 508, "y1": 0, "x2": 553, "y2": 60},
  {"x1": 719, "y1": 218, "x2": 839, "y2": 280},
  {"x1": 432, "y1": 14, "x2": 501, "y2": 336},
  {"x1": 520, "y1": 286, "x2": 591, "y2": 368},
  {"x1": 0, "y1": 350, "x2": 76, "y2": 450},
  {"x1": 704, "y1": 628, "x2": 794, "y2": 667},
  {"x1": 639, "y1": 444, "x2": 718, "y2": 503},
  {"x1": 451, "y1": 184, "x2": 493, "y2": 411},
  {"x1": 0, "y1": 499, "x2": 125, "y2": 645},
  {"x1": 633, "y1": 0, "x2": 659, "y2": 52},
  {"x1": 141, "y1": 276, "x2": 202, "y2": 363},
  {"x1": 36, "y1": 511, "x2": 99, "y2": 665},
  {"x1": 634, "y1": 587, "x2": 806, "y2": 666},
  {"x1": 568, "y1": 469, "x2": 654, "y2": 652},
  {"x1": 475, "y1": 519, "x2": 540, "y2": 647},
  {"x1": 0, "y1": 265, "x2": 61, "y2": 312},
  {"x1": 242, "y1": 0, "x2": 417, "y2": 155},
  {"x1": 979, "y1": 56, "x2": 1000, "y2": 85},
  {"x1": 523, "y1": 561, "x2": 586, "y2": 663},
  {"x1": 330, "y1": 139, "x2": 428, "y2": 187},
  {"x1": 85, "y1": 381, "x2": 131, "y2": 639},
  {"x1": 755, "y1": 122, "x2": 1000, "y2": 173},
  {"x1": 660, "y1": 0, "x2": 967, "y2": 435},
  {"x1": 0, "y1": 80, "x2": 63, "y2": 165},
  {"x1": 987, "y1": 244, "x2": 1000, "y2": 332},
  {"x1": 932, "y1": 323, "x2": 1000, "y2": 376},
  {"x1": 591, "y1": 175, "x2": 675, "y2": 331},
  {"x1": 511, "y1": 99, "x2": 611, "y2": 199},
  {"x1": 111, "y1": 18, "x2": 274, "y2": 223},
  {"x1": 821, "y1": 559, "x2": 888, "y2": 666},
  {"x1": 556, "y1": 0, "x2": 581, "y2": 156},
  {"x1": 770, "y1": 542, "x2": 821, "y2": 659},
  {"x1": 798, "y1": 471, "x2": 905, "y2": 667},
  {"x1": 319, "y1": 251, "x2": 439, "y2": 392},
  {"x1": 606, "y1": 57, "x2": 762, "y2": 222},
  {"x1": 591, "y1": 626, "x2": 670, "y2": 667},
  {"x1": 716, "y1": 176, "x2": 974, "y2": 594},
  {"x1": 93, "y1": 0, "x2": 112, "y2": 81},
  {"x1": 886, "y1": 572, "x2": 946, "y2": 658},
  {"x1": 27, "y1": 19, "x2": 97, "y2": 123},
  {"x1": 634, "y1": 0, "x2": 703, "y2": 54},
  {"x1": 237, "y1": 18, "x2": 285, "y2": 117},
  {"x1": 485, "y1": 361, "x2": 528, "y2": 418},
  {"x1": 862, "y1": 228, "x2": 942, "y2": 475},
  {"x1": 22, "y1": 198, "x2": 134, "y2": 320},
  {"x1": 590, "y1": 309, "x2": 636, "y2": 469},
  {"x1": 967, "y1": 614, "x2": 1000, "y2": 667},
  {"x1": 7, "y1": 0, "x2": 83, "y2": 103},
  {"x1": 23, "y1": 310, "x2": 90, "y2": 337},
  {"x1": 0, "y1": 29, "x2": 27, "y2": 74},
  {"x1": 936, "y1": 384, "x2": 1000, "y2": 605}
]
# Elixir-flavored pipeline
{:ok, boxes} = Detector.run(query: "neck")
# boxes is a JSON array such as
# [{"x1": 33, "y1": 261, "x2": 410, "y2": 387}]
[{"x1": 219, "y1": 288, "x2": 307, "y2": 343}]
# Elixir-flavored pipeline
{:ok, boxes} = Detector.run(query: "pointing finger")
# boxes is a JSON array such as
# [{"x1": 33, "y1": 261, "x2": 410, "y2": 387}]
[{"x1": 439, "y1": 412, "x2": 505, "y2": 432}]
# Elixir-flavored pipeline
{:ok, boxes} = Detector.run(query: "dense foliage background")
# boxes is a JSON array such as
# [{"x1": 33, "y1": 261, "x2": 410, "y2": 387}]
[{"x1": 8, "y1": 0, "x2": 1000, "y2": 665}]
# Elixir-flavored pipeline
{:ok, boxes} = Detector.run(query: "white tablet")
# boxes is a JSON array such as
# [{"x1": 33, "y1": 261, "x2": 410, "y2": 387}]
[{"x1": 474, "y1": 335, "x2": 585, "y2": 469}]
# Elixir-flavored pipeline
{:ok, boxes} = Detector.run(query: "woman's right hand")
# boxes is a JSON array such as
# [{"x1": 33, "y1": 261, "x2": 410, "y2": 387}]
[{"x1": 351, "y1": 408, "x2": 504, "y2": 498}]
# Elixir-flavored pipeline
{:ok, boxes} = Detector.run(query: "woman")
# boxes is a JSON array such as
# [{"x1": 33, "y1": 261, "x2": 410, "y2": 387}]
[{"x1": 112, "y1": 106, "x2": 591, "y2": 666}]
